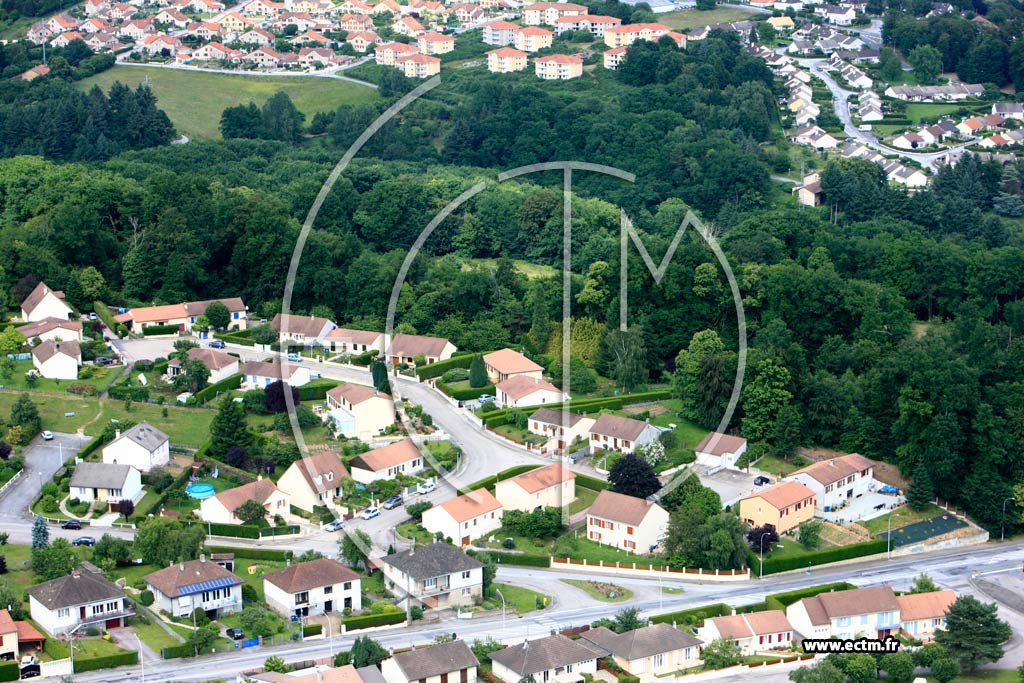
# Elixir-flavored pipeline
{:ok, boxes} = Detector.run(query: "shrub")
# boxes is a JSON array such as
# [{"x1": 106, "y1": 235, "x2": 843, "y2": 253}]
[
  {"x1": 763, "y1": 582, "x2": 856, "y2": 611},
  {"x1": 73, "y1": 651, "x2": 138, "y2": 673},
  {"x1": 139, "y1": 590, "x2": 154, "y2": 606},
  {"x1": 756, "y1": 541, "x2": 888, "y2": 575},
  {"x1": 342, "y1": 610, "x2": 405, "y2": 630},
  {"x1": 650, "y1": 603, "x2": 731, "y2": 626},
  {"x1": 194, "y1": 373, "x2": 243, "y2": 404},
  {"x1": 415, "y1": 353, "x2": 474, "y2": 379},
  {"x1": 0, "y1": 661, "x2": 18, "y2": 682},
  {"x1": 142, "y1": 324, "x2": 181, "y2": 336},
  {"x1": 410, "y1": 605, "x2": 424, "y2": 620},
  {"x1": 67, "y1": 382, "x2": 97, "y2": 396}
]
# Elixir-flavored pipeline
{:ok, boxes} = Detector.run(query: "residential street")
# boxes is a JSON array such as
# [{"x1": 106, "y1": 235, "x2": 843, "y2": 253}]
[{"x1": 0, "y1": 432, "x2": 88, "y2": 519}]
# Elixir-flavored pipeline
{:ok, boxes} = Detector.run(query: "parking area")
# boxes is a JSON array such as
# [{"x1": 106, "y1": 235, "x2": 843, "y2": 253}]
[
  {"x1": 0, "y1": 432, "x2": 89, "y2": 517},
  {"x1": 819, "y1": 491, "x2": 904, "y2": 525},
  {"x1": 693, "y1": 465, "x2": 763, "y2": 506}
]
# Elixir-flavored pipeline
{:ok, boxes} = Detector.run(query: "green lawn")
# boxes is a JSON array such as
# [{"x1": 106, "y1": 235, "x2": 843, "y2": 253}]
[
  {"x1": 461, "y1": 259, "x2": 559, "y2": 280},
  {"x1": 483, "y1": 583, "x2": 547, "y2": 613},
  {"x1": 397, "y1": 522, "x2": 434, "y2": 545},
  {"x1": 493, "y1": 423, "x2": 538, "y2": 445},
  {"x1": 567, "y1": 487, "x2": 598, "y2": 514},
  {"x1": 129, "y1": 616, "x2": 185, "y2": 651},
  {"x1": 0, "y1": 360, "x2": 117, "y2": 393},
  {"x1": 659, "y1": 7, "x2": 758, "y2": 29},
  {"x1": 912, "y1": 672, "x2": 1019, "y2": 683},
  {"x1": 560, "y1": 578, "x2": 633, "y2": 602},
  {"x1": 72, "y1": 637, "x2": 131, "y2": 658},
  {"x1": 553, "y1": 534, "x2": 661, "y2": 565},
  {"x1": 860, "y1": 503, "x2": 944, "y2": 535},
  {"x1": 751, "y1": 453, "x2": 811, "y2": 478},
  {"x1": 76, "y1": 66, "x2": 380, "y2": 139},
  {"x1": 591, "y1": 450, "x2": 622, "y2": 472},
  {"x1": 904, "y1": 102, "x2": 987, "y2": 123}
]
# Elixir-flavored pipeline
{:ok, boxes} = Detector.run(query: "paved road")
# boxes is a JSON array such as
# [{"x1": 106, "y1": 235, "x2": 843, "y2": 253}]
[{"x1": 0, "y1": 432, "x2": 88, "y2": 519}]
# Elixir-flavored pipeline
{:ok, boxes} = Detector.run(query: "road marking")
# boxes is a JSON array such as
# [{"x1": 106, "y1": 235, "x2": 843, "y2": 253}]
[{"x1": 534, "y1": 615, "x2": 559, "y2": 633}]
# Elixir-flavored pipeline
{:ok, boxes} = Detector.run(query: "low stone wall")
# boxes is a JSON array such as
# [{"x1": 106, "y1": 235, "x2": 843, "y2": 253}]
[{"x1": 550, "y1": 557, "x2": 750, "y2": 582}]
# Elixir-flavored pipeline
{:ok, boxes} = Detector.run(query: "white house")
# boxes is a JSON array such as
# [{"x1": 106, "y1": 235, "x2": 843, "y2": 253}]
[
  {"x1": 101, "y1": 422, "x2": 169, "y2": 473},
  {"x1": 490, "y1": 634, "x2": 604, "y2": 683},
  {"x1": 270, "y1": 313, "x2": 336, "y2": 346},
  {"x1": 421, "y1": 488, "x2": 503, "y2": 546},
  {"x1": 239, "y1": 359, "x2": 312, "y2": 390},
  {"x1": 325, "y1": 383, "x2": 395, "y2": 440},
  {"x1": 69, "y1": 463, "x2": 143, "y2": 508},
  {"x1": 143, "y1": 556, "x2": 244, "y2": 618},
  {"x1": 897, "y1": 590, "x2": 956, "y2": 641},
  {"x1": 786, "y1": 585, "x2": 901, "y2": 640},
  {"x1": 495, "y1": 375, "x2": 568, "y2": 408},
  {"x1": 31, "y1": 339, "x2": 81, "y2": 380},
  {"x1": 694, "y1": 432, "x2": 748, "y2": 470},
  {"x1": 169, "y1": 347, "x2": 240, "y2": 384},
  {"x1": 349, "y1": 439, "x2": 423, "y2": 484},
  {"x1": 698, "y1": 611, "x2": 794, "y2": 656},
  {"x1": 580, "y1": 624, "x2": 702, "y2": 683},
  {"x1": 381, "y1": 640, "x2": 479, "y2": 683},
  {"x1": 20, "y1": 281, "x2": 73, "y2": 322},
  {"x1": 276, "y1": 451, "x2": 349, "y2": 513},
  {"x1": 388, "y1": 334, "x2": 457, "y2": 365},
  {"x1": 199, "y1": 477, "x2": 291, "y2": 524},
  {"x1": 28, "y1": 565, "x2": 133, "y2": 636},
  {"x1": 783, "y1": 453, "x2": 875, "y2": 512},
  {"x1": 482, "y1": 348, "x2": 544, "y2": 383},
  {"x1": 381, "y1": 543, "x2": 483, "y2": 609},
  {"x1": 495, "y1": 462, "x2": 575, "y2": 511},
  {"x1": 325, "y1": 327, "x2": 387, "y2": 355},
  {"x1": 588, "y1": 414, "x2": 660, "y2": 455},
  {"x1": 17, "y1": 317, "x2": 83, "y2": 344},
  {"x1": 586, "y1": 490, "x2": 669, "y2": 555},
  {"x1": 527, "y1": 408, "x2": 595, "y2": 454},
  {"x1": 263, "y1": 558, "x2": 362, "y2": 617}
]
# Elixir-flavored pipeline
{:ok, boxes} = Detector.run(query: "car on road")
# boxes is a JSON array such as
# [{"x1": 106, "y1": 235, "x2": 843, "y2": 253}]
[
  {"x1": 383, "y1": 495, "x2": 403, "y2": 510},
  {"x1": 360, "y1": 507, "x2": 380, "y2": 520},
  {"x1": 71, "y1": 536, "x2": 95, "y2": 546},
  {"x1": 286, "y1": 353, "x2": 303, "y2": 362},
  {"x1": 225, "y1": 628, "x2": 244, "y2": 640},
  {"x1": 60, "y1": 519, "x2": 82, "y2": 530},
  {"x1": 417, "y1": 481, "x2": 436, "y2": 495},
  {"x1": 208, "y1": 340, "x2": 226, "y2": 349},
  {"x1": 753, "y1": 475, "x2": 771, "y2": 486},
  {"x1": 40, "y1": 431, "x2": 53, "y2": 441},
  {"x1": 323, "y1": 520, "x2": 345, "y2": 532}
]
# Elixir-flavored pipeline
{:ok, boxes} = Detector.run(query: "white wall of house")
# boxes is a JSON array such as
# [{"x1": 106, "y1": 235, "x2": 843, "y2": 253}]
[
  {"x1": 102, "y1": 438, "x2": 169, "y2": 473},
  {"x1": 785, "y1": 468, "x2": 874, "y2": 512},
  {"x1": 586, "y1": 506, "x2": 669, "y2": 555},
  {"x1": 495, "y1": 479, "x2": 575, "y2": 512},
  {"x1": 588, "y1": 424, "x2": 660, "y2": 455},
  {"x1": 498, "y1": 387, "x2": 566, "y2": 409},
  {"x1": 199, "y1": 489, "x2": 291, "y2": 524},
  {"x1": 71, "y1": 470, "x2": 143, "y2": 505},
  {"x1": 491, "y1": 657, "x2": 597, "y2": 683},
  {"x1": 381, "y1": 659, "x2": 478, "y2": 683},
  {"x1": 615, "y1": 646, "x2": 701, "y2": 682},
  {"x1": 422, "y1": 507, "x2": 503, "y2": 546},
  {"x1": 29, "y1": 595, "x2": 130, "y2": 637},
  {"x1": 34, "y1": 353, "x2": 79, "y2": 380},
  {"x1": 23, "y1": 294, "x2": 72, "y2": 322},
  {"x1": 381, "y1": 565, "x2": 483, "y2": 609},
  {"x1": 264, "y1": 578, "x2": 362, "y2": 618},
  {"x1": 694, "y1": 442, "x2": 747, "y2": 470},
  {"x1": 350, "y1": 457, "x2": 422, "y2": 485},
  {"x1": 276, "y1": 467, "x2": 342, "y2": 513},
  {"x1": 148, "y1": 584, "x2": 242, "y2": 618}
]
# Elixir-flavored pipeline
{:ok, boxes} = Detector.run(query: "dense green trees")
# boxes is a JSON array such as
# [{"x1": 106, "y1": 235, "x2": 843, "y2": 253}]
[
  {"x1": 936, "y1": 596, "x2": 1012, "y2": 671},
  {"x1": 220, "y1": 92, "x2": 305, "y2": 142}
]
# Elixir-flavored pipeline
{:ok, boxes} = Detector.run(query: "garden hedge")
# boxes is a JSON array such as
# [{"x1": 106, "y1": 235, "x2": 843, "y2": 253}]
[
  {"x1": 0, "y1": 661, "x2": 18, "y2": 681},
  {"x1": 261, "y1": 525, "x2": 299, "y2": 537},
  {"x1": 415, "y1": 353, "x2": 474, "y2": 380},
  {"x1": 764, "y1": 582, "x2": 856, "y2": 610},
  {"x1": 756, "y1": 539, "x2": 888, "y2": 575},
  {"x1": 349, "y1": 350, "x2": 379, "y2": 366},
  {"x1": 142, "y1": 324, "x2": 181, "y2": 336},
  {"x1": 77, "y1": 433, "x2": 105, "y2": 459},
  {"x1": 206, "y1": 522, "x2": 260, "y2": 539},
  {"x1": 302, "y1": 624, "x2": 323, "y2": 637},
  {"x1": 73, "y1": 650, "x2": 138, "y2": 672},
  {"x1": 467, "y1": 551, "x2": 551, "y2": 568},
  {"x1": 574, "y1": 473, "x2": 609, "y2": 491},
  {"x1": 43, "y1": 638, "x2": 69, "y2": 660},
  {"x1": 206, "y1": 545, "x2": 292, "y2": 561},
  {"x1": 194, "y1": 373, "x2": 243, "y2": 404},
  {"x1": 438, "y1": 381, "x2": 496, "y2": 401},
  {"x1": 650, "y1": 602, "x2": 731, "y2": 626},
  {"x1": 108, "y1": 384, "x2": 150, "y2": 401},
  {"x1": 161, "y1": 643, "x2": 196, "y2": 659},
  {"x1": 465, "y1": 464, "x2": 541, "y2": 491},
  {"x1": 342, "y1": 610, "x2": 405, "y2": 630},
  {"x1": 296, "y1": 379, "x2": 341, "y2": 401},
  {"x1": 482, "y1": 390, "x2": 673, "y2": 427}
]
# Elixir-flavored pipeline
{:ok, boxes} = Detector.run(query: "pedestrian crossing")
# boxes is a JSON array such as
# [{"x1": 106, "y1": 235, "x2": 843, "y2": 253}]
[{"x1": 534, "y1": 614, "x2": 559, "y2": 634}]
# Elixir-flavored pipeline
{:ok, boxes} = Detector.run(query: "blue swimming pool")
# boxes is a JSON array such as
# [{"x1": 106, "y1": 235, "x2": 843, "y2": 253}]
[{"x1": 186, "y1": 483, "x2": 216, "y2": 499}]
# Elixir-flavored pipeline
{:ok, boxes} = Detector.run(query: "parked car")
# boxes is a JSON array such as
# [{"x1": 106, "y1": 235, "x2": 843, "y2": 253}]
[
  {"x1": 94, "y1": 357, "x2": 113, "y2": 366},
  {"x1": 20, "y1": 664, "x2": 40, "y2": 679},
  {"x1": 88, "y1": 313, "x2": 97, "y2": 321},
  {"x1": 40, "y1": 431, "x2": 53, "y2": 441},
  {"x1": 225, "y1": 628, "x2": 244, "y2": 640},
  {"x1": 71, "y1": 536, "x2": 95, "y2": 546},
  {"x1": 60, "y1": 519, "x2": 82, "y2": 530},
  {"x1": 417, "y1": 481, "x2": 436, "y2": 495},
  {"x1": 477, "y1": 394, "x2": 495, "y2": 402},
  {"x1": 383, "y1": 495, "x2": 403, "y2": 510},
  {"x1": 19, "y1": 656, "x2": 36, "y2": 668},
  {"x1": 359, "y1": 507, "x2": 380, "y2": 520},
  {"x1": 208, "y1": 340, "x2": 226, "y2": 349},
  {"x1": 286, "y1": 353, "x2": 303, "y2": 362},
  {"x1": 115, "y1": 558, "x2": 144, "y2": 567},
  {"x1": 753, "y1": 476, "x2": 771, "y2": 486},
  {"x1": 323, "y1": 520, "x2": 345, "y2": 532}
]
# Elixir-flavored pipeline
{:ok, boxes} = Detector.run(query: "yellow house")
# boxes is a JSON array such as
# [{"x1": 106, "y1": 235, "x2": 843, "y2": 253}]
[
  {"x1": 219, "y1": 11, "x2": 250, "y2": 32},
  {"x1": 739, "y1": 481, "x2": 816, "y2": 534},
  {"x1": 276, "y1": 451, "x2": 349, "y2": 513},
  {"x1": 422, "y1": 488, "x2": 503, "y2": 546},
  {"x1": 487, "y1": 46, "x2": 529, "y2": 72},
  {"x1": 768, "y1": 15, "x2": 795, "y2": 30},
  {"x1": 514, "y1": 25, "x2": 553, "y2": 52},
  {"x1": 581, "y1": 624, "x2": 702, "y2": 683},
  {"x1": 325, "y1": 383, "x2": 396, "y2": 440},
  {"x1": 534, "y1": 53, "x2": 583, "y2": 79},
  {"x1": 396, "y1": 53, "x2": 441, "y2": 77},
  {"x1": 417, "y1": 31, "x2": 455, "y2": 54},
  {"x1": 495, "y1": 463, "x2": 575, "y2": 511},
  {"x1": 602, "y1": 22, "x2": 671, "y2": 48},
  {"x1": 897, "y1": 590, "x2": 956, "y2": 641},
  {"x1": 375, "y1": 41, "x2": 419, "y2": 65},
  {"x1": 199, "y1": 478, "x2": 291, "y2": 525}
]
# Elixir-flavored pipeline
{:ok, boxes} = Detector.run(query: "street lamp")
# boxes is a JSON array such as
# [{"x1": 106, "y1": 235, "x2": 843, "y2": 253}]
[
  {"x1": 1002, "y1": 496, "x2": 1017, "y2": 542},
  {"x1": 135, "y1": 634, "x2": 145, "y2": 683},
  {"x1": 495, "y1": 588, "x2": 506, "y2": 634},
  {"x1": 324, "y1": 611, "x2": 334, "y2": 661},
  {"x1": 886, "y1": 513, "x2": 892, "y2": 560}
]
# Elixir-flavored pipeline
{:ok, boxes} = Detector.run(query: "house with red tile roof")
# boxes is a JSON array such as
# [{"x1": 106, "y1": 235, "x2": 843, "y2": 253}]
[
  {"x1": 587, "y1": 489, "x2": 669, "y2": 554},
  {"x1": 699, "y1": 610, "x2": 794, "y2": 655},
  {"x1": 422, "y1": 488, "x2": 503, "y2": 545}
]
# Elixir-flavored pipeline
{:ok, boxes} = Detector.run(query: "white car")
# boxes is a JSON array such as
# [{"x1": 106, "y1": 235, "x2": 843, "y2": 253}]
[
  {"x1": 20, "y1": 656, "x2": 37, "y2": 667},
  {"x1": 417, "y1": 481, "x2": 436, "y2": 495},
  {"x1": 360, "y1": 507, "x2": 380, "y2": 520},
  {"x1": 41, "y1": 431, "x2": 54, "y2": 441}
]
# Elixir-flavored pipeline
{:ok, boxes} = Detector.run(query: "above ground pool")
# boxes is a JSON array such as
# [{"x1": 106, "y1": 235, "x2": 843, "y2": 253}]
[{"x1": 186, "y1": 483, "x2": 216, "y2": 499}]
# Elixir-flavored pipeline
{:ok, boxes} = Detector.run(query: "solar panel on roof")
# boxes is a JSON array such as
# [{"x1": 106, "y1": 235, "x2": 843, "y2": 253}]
[{"x1": 178, "y1": 575, "x2": 238, "y2": 596}]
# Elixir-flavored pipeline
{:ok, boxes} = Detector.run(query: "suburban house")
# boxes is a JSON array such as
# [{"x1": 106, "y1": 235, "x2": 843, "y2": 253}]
[
  {"x1": 483, "y1": 348, "x2": 543, "y2": 382},
  {"x1": 239, "y1": 359, "x2": 312, "y2": 390},
  {"x1": 326, "y1": 328, "x2": 386, "y2": 355},
  {"x1": 199, "y1": 477, "x2": 291, "y2": 524},
  {"x1": 527, "y1": 408, "x2": 595, "y2": 453},
  {"x1": 698, "y1": 611, "x2": 794, "y2": 655},
  {"x1": 20, "y1": 282, "x2": 73, "y2": 322},
  {"x1": 114, "y1": 298, "x2": 246, "y2": 335},
  {"x1": 694, "y1": 432, "x2": 748, "y2": 470},
  {"x1": 270, "y1": 313, "x2": 337, "y2": 345},
  {"x1": 422, "y1": 488, "x2": 503, "y2": 546},
  {"x1": 738, "y1": 481, "x2": 816, "y2": 534},
  {"x1": 168, "y1": 347, "x2": 240, "y2": 384},
  {"x1": 375, "y1": 41, "x2": 419, "y2": 66},
  {"x1": 69, "y1": 463, "x2": 143, "y2": 508},
  {"x1": 588, "y1": 414, "x2": 660, "y2": 455},
  {"x1": 381, "y1": 640, "x2": 479, "y2": 683},
  {"x1": 417, "y1": 31, "x2": 455, "y2": 54},
  {"x1": 349, "y1": 439, "x2": 424, "y2": 484},
  {"x1": 784, "y1": 453, "x2": 875, "y2": 512},
  {"x1": 389, "y1": 333, "x2": 457, "y2": 365},
  {"x1": 144, "y1": 556, "x2": 244, "y2": 618},
  {"x1": 490, "y1": 634, "x2": 604, "y2": 683},
  {"x1": 17, "y1": 317, "x2": 83, "y2": 343},
  {"x1": 262, "y1": 558, "x2": 362, "y2": 617},
  {"x1": 325, "y1": 383, "x2": 395, "y2": 439},
  {"x1": 602, "y1": 22, "x2": 672, "y2": 48},
  {"x1": 28, "y1": 565, "x2": 133, "y2": 636},
  {"x1": 31, "y1": 339, "x2": 81, "y2": 380},
  {"x1": 522, "y1": 1, "x2": 587, "y2": 25},
  {"x1": 0, "y1": 609, "x2": 44, "y2": 661},
  {"x1": 101, "y1": 421, "x2": 170, "y2": 473},
  {"x1": 381, "y1": 543, "x2": 484, "y2": 609},
  {"x1": 495, "y1": 462, "x2": 575, "y2": 511},
  {"x1": 276, "y1": 451, "x2": 349, "y2": 513},
  {"x1": 581, "y1": 624, "x2": 702, "y2": 682},
  {"x1": 897, "y1": 589, "x2": 956, "y2": 641},
  {"x1": 586, "y1": 490, "x2": 669, "y2": 554},
  {"x1": 786, "y1": 585, "x2": 901, "y2": 640},
  {"x1": 495, "y1": 376, "x2": 568, "y2": 408}
]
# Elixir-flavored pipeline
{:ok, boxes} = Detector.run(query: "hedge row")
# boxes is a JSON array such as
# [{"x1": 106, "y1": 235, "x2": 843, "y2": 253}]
[
  {"x1": 296, "y1": 379, "x2": 341, "y2": 401},
  {"x1": 161, "y1": 643, "x2": 196, "y2": 659},
  {"x1": 342, "y1": 610, "x2": 405, "y2": 630},
  {"x1": 93, "y1": 300, "x2": 126, "y2": 336},
  {"x1": 0, "y1": 661, "x2": 18, "y2": 682},
  {"x1": 108, "y1": 385, "x2": 150, "y2": 401},
  {"x1": 482, "y1": 390, "x2": 673, "y2": 427},
  {"x1": 438, "y1": 381, "x2": 496, "y2": 401},
  {"x1": 74, "y1": 650, "x2": 138, "y2": 672},
  {"x1": 206, "y1": 522, "x2": 260, "y2": 539},
  {"x1": 43, "y1": 638, "x2": 69, "y2": 660},
  {"x1": 650, "y1": 602, "x2": 731, "y2": 626},
  {"x1": 415, "y1": 353, "x2": 474, "y2": 380},
  {"x1": 261, "y1": 525, "x2": 299, "y2": 537},
  {"x1": 465, "y1": 464, "x2": 541, "y2": 491},
  {"x1": 303, "y1": 623, "x2": 323, "y2": 637},
  {"x1": 757, "y1": 539, "x2": 888, "y2": 575},
  {"x1": 575, "y1": 473, "x2": 609, "y2": 491},
  {"x1": 214, "y1": 331, "x2": 257, "y2": 347},
  {"x1": 467, "y1": 551, "x2": 551, "y2": 568},
  {"x1": 206, "y1": 545, "x2": 292, "y2": 561},
  {"x1": 145, "y1": 463, "x2": 195, "y2": 518},
  {"x1": 194, "y1": 373, "x2": 243, "y2": 404},
  {"x1": 349, "y1": 350, "x2": 379, "y2": 366},
  {"x1": 764, "y1": 582, "x2": 857, "y2": 610},
  {"x1": 77, "y1": 433, "x2": 105, "y2": 459},
  {"x1": 142, "y1": 324, "x2": 181, "y2": 336}
]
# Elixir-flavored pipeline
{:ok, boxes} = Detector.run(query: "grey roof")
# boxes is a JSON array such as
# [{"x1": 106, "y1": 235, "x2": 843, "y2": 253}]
[
  {"x1": 529, "y1": 408, "x2": 586, "y2": 427},
  {"x1": 382, "y1": 543, "x2": 482, "y2": 580},
  {"x1": 491, "y1": 635, "x2": 606, "y2": 676},
  {"x1": 28, "y1": 567, "x2": 126, "y2": 609},
  {"x1": 392, "y1": 640, "x2": 479, "y2": 680},
  {"x1": 357, "y1": 666, "x2": 387, "y2": 683},
  {"x1": 70, "y1": 462, "x2": 134, "y2": 489},
  {"x1": 581, "y1": 624, "x2": 701, "y2": 660},
  {"x1": 112, "y1": 421, "x2": 169, "y2": 453}
]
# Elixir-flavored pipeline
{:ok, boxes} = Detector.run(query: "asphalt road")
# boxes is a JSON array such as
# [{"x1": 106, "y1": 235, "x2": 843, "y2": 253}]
[{"x1": 0, "y1": 432, "x2": 88, "y2": 519}]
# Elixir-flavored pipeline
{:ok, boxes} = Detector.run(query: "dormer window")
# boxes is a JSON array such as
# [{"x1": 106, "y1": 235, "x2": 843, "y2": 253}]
[{"x1": 327, "y1": 472, "x2": 334, "y2": 482}]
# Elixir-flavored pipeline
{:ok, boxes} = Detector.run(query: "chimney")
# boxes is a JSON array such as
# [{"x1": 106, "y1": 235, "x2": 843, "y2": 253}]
[
  {"x1": 115, "y1": 429, "x2": 121, "y2": 440},
  {"x1": 286, "y1": 558, "x2": 290, "y2": 566},
  {"x1": 179, "y1": 564, "x2": 185, "y2": 572},
  {"x1": 828, "y1": 459, "x2": 835, "y2": 467},
  {"x1": 200, "y1": 554, "x2": 206, "y2": 563},
  {"x1": 71, "y1": 569, "x2": 80, "y2": 578}
]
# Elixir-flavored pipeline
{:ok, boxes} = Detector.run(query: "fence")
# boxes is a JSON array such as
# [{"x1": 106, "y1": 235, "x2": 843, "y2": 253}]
[
  {"x1": 0, "y1": 470, "x2": 23, "y2": 498},
  {"x1": 549, "y1": 557, "x2": 750, "y2": 582},
  {"x1": 662, "y1": 655, "x2": 817, "y2": 683},
  {"x1": 40, "y1": 659, "x2": 72, "y2": 678}
]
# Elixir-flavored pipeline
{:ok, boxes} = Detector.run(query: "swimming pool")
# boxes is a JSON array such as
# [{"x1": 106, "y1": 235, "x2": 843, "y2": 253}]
[{"x1": 186, "y1": 483, "x2": 216, "y2": 499}]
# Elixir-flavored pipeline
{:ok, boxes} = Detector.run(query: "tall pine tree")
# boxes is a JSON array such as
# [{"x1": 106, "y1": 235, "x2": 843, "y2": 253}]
[
  {"x1": 210, "y1": 396, "x2": 253, "y2": 457},
  {"x1": 468, "y1": 355, "x2": 488, "y2": 388},
  {"x1": 907, "y1": 461, "x2": 934, "y2": 511},
  {"x1": 31, "y1": 514, "x2": 48, "y2": 549}
]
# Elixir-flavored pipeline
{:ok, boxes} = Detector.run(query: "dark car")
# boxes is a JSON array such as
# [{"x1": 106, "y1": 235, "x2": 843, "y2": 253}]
[
  {"x1": 71, "y1": 536, "x2": 95, "y2": 546},
  {"x1": 753, "y1": 476, "x2": 771, "y2": 486},
  {"x1": 20, "y1": 665, "x2": 40, "y2": 679},
  {"x1": 225, "y1": 628, "x2": 244, "y2": 640},
  {"x1": 208, "y1": 340, "x2": 226, "y2": 349},
  {"x1": 383, "y1": 495, "x2": 403, "y2": 510},
  {"x1": 94, "y1": 357, "x2": 113, "y2": 366},
  {"x1": 60, "y1": 519, "x2": 82, "y2": 530}
]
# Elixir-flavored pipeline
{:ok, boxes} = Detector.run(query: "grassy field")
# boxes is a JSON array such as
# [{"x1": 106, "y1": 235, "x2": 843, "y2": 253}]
[
  {"x1": 0, "y1": 360, "x2": 118, "y2": 393},
  {"x1": 462, "y1": 259, "x2": 559, "y2": 280},
  {"x1": 484, "y1": 583, "x2": 547, "y2": 613},
  {"x1": 560, "y1": 578, "x2": 633, "y2": 602},
  {"x1": 553, "y1": 534, "x2": 660, "y2": 565},
  {"x1": 660, "y1": 7, "x2": 758, "y2": 30},
  {"x1": 859, "y1": 503, "x2": 944, "y2": 535},
  {"x1": 751, "y1": 453, "x2": 811, "y2": 478},
  {"x1": 903, "y1": 102, "x2": 990, "y2": 123},
  {"x1": 129, "y1": 616, "x2": 185, "y2": 652},
  {"x1": 567, "y1": 487, "x2": 598, "y2": 514},
  {"x1": 76, "y1": 66, "x2": 380, "y2": 139}
]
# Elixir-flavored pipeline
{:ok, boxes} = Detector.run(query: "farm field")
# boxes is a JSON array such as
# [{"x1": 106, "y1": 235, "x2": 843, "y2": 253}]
[{"x1": 660, "y1": 7, "x2": 758, "y2": 30}]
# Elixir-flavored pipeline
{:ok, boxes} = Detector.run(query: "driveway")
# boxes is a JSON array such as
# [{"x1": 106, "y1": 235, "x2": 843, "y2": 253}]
[
  {"x1": 694, "y1": 466, "x2": 762, "y2": 507},
  {"x1": 819, "y1": 490, "x2": 904, "y2": 525},
  {"x1": 0, "y1": 432, "x2": 88, "y2": 518}
]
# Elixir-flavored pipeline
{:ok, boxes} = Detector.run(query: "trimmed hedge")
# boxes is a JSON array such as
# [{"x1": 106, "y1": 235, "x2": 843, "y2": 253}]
[
  {"x1": 161, "y1": 643, "x2": 196, "y2": 659},
  {"x1": 764, "y1": 582, "x2": 856, "y2": 610},
  {"x1": 214, "y1": 331, "x2": 256, "y2": 347},
  {"x1": 108, "y1": 384, "x2": 150, "y2": 401},
  {"x1": 343, "y1": 610, "x2": 405, "y2": 630},
  {"x1": 349, "y1": 350, "x2": 379, "y2": 366},
  {"x1": 467, "y1": 551, "x2": 550, "y2": 568},
  {"x1": 0, "y1": 661, "x2": 18, "y2": 682},
  {"x1": 296, "y1": 379, "x2": 341, "y2": 401},
  {"x1": 303, "y1": 623, "x2": 323, "y2": 637},
  {"x1": 142, "y1": 324, "x2": 181, "y2": 336},
  {"x1": 74, "y1": 650, "x2": 139, "y2": 673},
  {"x1": 77, "y1": 433, "x2": 105, "y2": 459},
  {"x1": 206, "y1": 522, "x2": 260, "y2": 539},
  {"x1": 206, "y1": 545, "x2": 291, "y2": 561},
  {"x1": 415, "y1": 353, "x2": 474, "y2": 380},
  {"x1": 194, "y1": 373, "x2": 243, "y2": 404},
  {"x1": 650, "y1": 602, "x2": 731, "y2": 626},
  {"x1": 261, "y1": 525, "x2": 299, "y2": 537},
  {"x1": 575, "y1": 473, "x2": 609, "y2": 491},
  {"x1": 757, "y1": 539, "x2": 888, "y2": 575},
  {"x1": 465, "y1": 464, "x2": 541, "y2": 492},
  {"x1": 482, "y1": 390, "x2": 673, "y2": 427},
  {"x1": 438, "y1": 381, "x2": 496, "y2": 401},
  {"x1": 44, "y1": 638, "x2": 69, "y2": 660}
]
